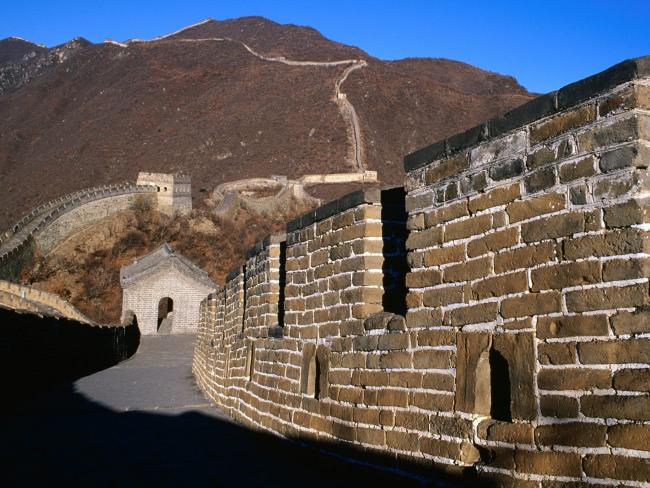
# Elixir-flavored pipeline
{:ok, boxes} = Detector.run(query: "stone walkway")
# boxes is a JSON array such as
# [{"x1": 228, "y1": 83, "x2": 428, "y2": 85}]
[{"x1": 1, "y1": 336, "x2": 438, "y2": 487}]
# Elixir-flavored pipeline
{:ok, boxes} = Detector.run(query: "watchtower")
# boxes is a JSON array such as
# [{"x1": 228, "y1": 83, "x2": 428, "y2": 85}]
[{"x1": 136, "y1": 172, "x2": 192, "y2": 216}]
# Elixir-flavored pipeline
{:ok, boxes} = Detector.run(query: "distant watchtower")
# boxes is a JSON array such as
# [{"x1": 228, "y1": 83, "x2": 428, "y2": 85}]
[{"x1": 136, "y1": 172, "x2": 192, "y2": 216}]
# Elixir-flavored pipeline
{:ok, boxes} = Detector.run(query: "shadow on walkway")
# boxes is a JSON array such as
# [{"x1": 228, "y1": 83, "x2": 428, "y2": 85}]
[{"x1": 2, "y1": 382, "x2": 454, "y2": 487}]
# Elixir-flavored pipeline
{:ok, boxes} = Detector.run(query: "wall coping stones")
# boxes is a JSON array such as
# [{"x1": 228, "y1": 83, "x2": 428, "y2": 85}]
[{"x1": 404, "y1": 55, "x2": 650, "y2": 173}]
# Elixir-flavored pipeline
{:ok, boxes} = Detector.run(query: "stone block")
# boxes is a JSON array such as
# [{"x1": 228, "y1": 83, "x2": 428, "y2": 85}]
[
  {"x1": 608, "y1": 424, "x2": 650, "y2": 451},
  {"x1": 580, "y1": 394, "x2": 650, "y2": 420},
  {"x1": 521, "y1": 211, "x2": 585, "y2": 242},
  {"x1": 610, "y1": 308, "x2": 650, "y2": 335},
  {"x1": 530, "y1": 104, "x2": 596, "y2": 144},
  {"x1": 405, "y1": 227, "x2": 443, "y2": 250},
  {"x1": 538, "y1": 342, "x2": 577, "y2": 365},
  {"x1": 472, "y1": 272, "x2": 528, "y2": 301},
  {"x1": 563, "y1": 228, "x2": 649, "y2": 260},
  {"x1": 506, "y1": 192, "x2": 565, "y2": 224},
  {"x1": 446, "y1": 301, "x2": 499, "y2": 327},
  {"x1": 599, "y1": 143, "x2": 650, "y2": 172},
  {"x1": 535, "y1": 422, "x2": 607, "y2": 447},
  {"x1": 477, "y1": 419, "x2": 534, "y2": 444},
  {"x1": 583, "y1": 454, "x2": 650, "y2": 483},
  {"x1": 501, "y1": 292, "x2": 562, "y2": 318},
  {"x1": 442, "y1": 256, "x2": 492, "y2": 283},
  {"x1": 424, "y1": 200, "x2": 468, "y2": 227},
  {"x1": 531, "y1": 261, "x2": 601, "y2": 291},
  {"x1": 468, "y1": 183, "x2": 521, "y2": 213},
  {"x1": 494, "y1": 242, "x2": 556, "y2": 273},
  {"x1": 536, "y1": 314, "x2": 608, "y2": 339},
  {"x1": 488, "y1": 159, "x2": 525, "y2": 181},
  {"x1": 405, "y1": 269, "x2": 442, "y2": 288},
  {"x1": 566, "y1": 282, "x2": 648, "y2": 312},
  {"x1": 425, "y1": 152, "x2": 470, "y2": 185},
  {"x1": 577, "y1": 115, "x2": 639, "y2": 151},
  {"x1": 603, "y1": 199, "x2": 650, "y2": 229},
  {"x1": 578, "y1": 339, "x2": 650, "y2": 364},
  {"x1": 613, "y1": 367, "x2": 650, "y2": 391},
  {"x1": 423, "y1": 244, "x2": 465, "y2": 266},
  {"x1": 559, "y1": 156, "x2": 597, "y2": 183},
  {"x1": 538, "y1": 367, "x2": 611, "y2": 390},
  {"x1": 422, "y1": 285, "x2": 464, "y2": 307},
  {"x1": 514, "y1": 450, "x2": 582, "y2": 477},
  {"x1": 467, "y1": 228, "x2": 519, "y2": 257},
  {"x1": 527, "y1": 145, "x2": 555, "y2": 170},
  {"x1": 524, "y1": 166, "x2": 556, "y2": 194},
  {"x1": 444, "y1": 214, "x2": 492, "y2": 242},
  {"x1": 540, "y1": 394, "x2": 579, "y2": 418}
]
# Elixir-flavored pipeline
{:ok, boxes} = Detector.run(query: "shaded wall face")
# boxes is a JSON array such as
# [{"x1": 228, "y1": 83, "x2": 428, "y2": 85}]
[
  {"x1": 194, "y1": 76, "x2": 650, "y2": 486},
  {"x1": 122, "y1": 268, "x2": 213, "y2": 335}
]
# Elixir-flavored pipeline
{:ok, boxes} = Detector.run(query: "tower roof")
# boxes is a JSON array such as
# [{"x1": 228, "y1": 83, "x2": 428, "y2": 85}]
[{"x1": 120, "y1": 243, "x2": 217, "y2": 289}]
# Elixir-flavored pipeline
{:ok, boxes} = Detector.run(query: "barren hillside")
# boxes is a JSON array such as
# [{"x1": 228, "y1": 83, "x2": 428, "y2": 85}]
[{"x1": 0, "y1": 16, "x2": 534, "y2": 229}]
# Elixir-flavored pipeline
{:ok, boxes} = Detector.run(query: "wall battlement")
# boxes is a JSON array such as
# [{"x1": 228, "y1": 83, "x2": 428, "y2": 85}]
[
  {"x1": 0, "y1": 172, "x2": 188, "y2": 281},
  {"x1": 193, "y1": 56, "x2": 650, "y2": 486}
]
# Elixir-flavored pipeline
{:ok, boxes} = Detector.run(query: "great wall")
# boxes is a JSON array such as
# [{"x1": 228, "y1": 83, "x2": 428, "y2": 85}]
[{"x1": 2, "y1": 55, "x2": 650, "y2": 485}]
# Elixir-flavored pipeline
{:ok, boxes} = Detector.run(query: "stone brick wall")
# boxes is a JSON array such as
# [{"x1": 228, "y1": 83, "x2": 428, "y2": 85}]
[{"x1": 193, "y1": 57, "x2": 650, "y2": 486}]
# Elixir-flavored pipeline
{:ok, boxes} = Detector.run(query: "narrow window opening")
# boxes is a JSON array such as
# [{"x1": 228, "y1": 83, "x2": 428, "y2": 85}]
[
  {"x1": 241, "y1": 264, "x2": 247, "y2": 332},
  {"x1": 490, "y1": 348, "x2": 512, "y2": 422},
  {"x1": 381, "y1": 188, "x2": 408, "y2": 315},
  {"x1": 246, "y1": 341, "x2": 256, "y2": 381},
  {"x1": 277, "y1": 241, "x2": 287, "y2": 327}
]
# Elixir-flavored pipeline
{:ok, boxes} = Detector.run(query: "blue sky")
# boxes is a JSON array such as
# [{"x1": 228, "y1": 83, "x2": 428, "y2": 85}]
[{"x1": 2, "y1": 0, "x2": 649, "y2": 93}]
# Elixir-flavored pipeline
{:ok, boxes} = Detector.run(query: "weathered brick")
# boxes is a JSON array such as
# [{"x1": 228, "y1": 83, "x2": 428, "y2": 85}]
[
  {"x1": 521, "y1": 212, "x2": 585, "y2": 242},
  {"x1": 536, "y1": 314, "x2": 609, "y2": 339},
  {"x1": 416, "y1": 329, "x2": 455, "y2": 347},
  {"x1": 424, "y1": 200, "x2": 468, "y2": 227},
  {"x1": 471, "y1": 271, "x2": 528, "y2": 300},
  {"x1": 563, "y1": 228, "x2": 649, "y2": 259},
  {"x1": 603, "y1": 256, "x2": 650, "y2": 281},
  {"x1": 524, "y1": 166, "x2": 556, "y2": 194},
  {"x1": 467, "y1": 228, "x2": 518, "y2": 257},
  {"x1": 613, "y1": 368, "x2": 650, "y2": 391},
  {"x1": 540, "y1": 395, "x2": 579, "y2": 418},
  {"x1": 443, "y1": 256, "x2": 492, "y2": 283},
  {"x1": 488, "y1": 159, "x2": 525, "y2": 182},
  {"x1": 478, "y1": 420, "x2": 534, "y2": 444},
  {"x1": 577, "y1": 115, "x2": 639, "y2": 151},
  {"x1": 608, "y1": 424, "x2": 650, "y2": 451},
  {"x1": 506, "y1": 192, "x2": 565, "y2": 223},
  {"x1": 423, "y1": 244, "x2": 465, "y2": 266},
  {"x1": 378, "y1": 351, "x2": 411, "y2": 368},
  {"x1": 514, "y1": 450, "x2": 582, "y2": 477},
  {"x1": 501, "y1": 292, "x2": 562, "y2": 318},
  {"x1": 422, "y1": 285, "x2": 464, "y2": 307},
  {"x1": 578, "y1": 339, "x2": 650, "y2": 364},
  {"x1": 413, "y1": 349, "x2": 454, "y2": 369},
  {"x1": 377, "y1": 333, "x2": 410, "y2": 351},
  {"x1": 526, "y1": 145, "x2": 555, "y2": 170},
  {"x1": 377, "y1": 388, "x2": 409, "y2": 407},
  {"x1": 535, "y1": 422, "x2": 606, "y2": 447},
  {"x1": 405, "y1": 309, "x2": 442, "y2": 328},
  {"x1": 569, "y1": 184, "x2": 588, "y2": 205},
  {"x1": 581, "y1": 394, "x2": 650, "y2": 421},
  {"x1": 467, "y1": 183, "x2": 521, "y2": 213},
  {"x1": 405, "y1": 269, "x2": 442, "y2": 288},
  {"x1": 405, "y1": 227, "x2": 443, "y2": 250},
  {"x1": 444, "y1": 214, "x2": 492, "y2": 242},
  {"x1": 566, "y1": 283, "x2": 648, "y2": 312},
  {"x1": 531, "y1": 261, "x2": 601, "y2": 291},
  {"x1": 530, "y1": 104, "x2": 596, "y2": 144},
  {"x1": 599, "y1": 143, "x2": 650, "y2": 172},
  {"x1": 538, "y1": 342, "x2": 577, "y2": 364},
  {"x1": 446, "y1": 302, "x2": 499, "y2": 327},
  {"x1": 603, "y1": 199, "x2": 650, "y2": 229},
  {"x1": 385, "y1": 430, "x2": 419, "y2": 451},
  {"x1": 559, "y1": 156, "x2": 596, "y2": 183},
  {"x1": 405, "y1": 191, "x2": 434, "y2": 212},
  {"x1": 495, "y1": 242, "x2": 556, "y2": 273},
  {"x1": 610, "y1": 308, "x2": 650, "y2": 335},
  {"x1": 537, "y1": 367, "x2": 611, "y2": 390},
  {"x1": 583, "y1": 454, "x2": 650, "y2": 483},
  {"x1": 425, "y1": 152, "x2": 470, "y2": 185}
]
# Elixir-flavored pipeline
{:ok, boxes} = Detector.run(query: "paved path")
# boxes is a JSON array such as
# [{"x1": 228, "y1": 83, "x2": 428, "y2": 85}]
[{"x1": 1, "y1": 336, "x2": 441, "y2": 487}]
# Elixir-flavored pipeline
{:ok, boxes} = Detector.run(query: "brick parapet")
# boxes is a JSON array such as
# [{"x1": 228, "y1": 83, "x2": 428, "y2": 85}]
[{"x1": 193, "y1": 57, "x2": 650, "y2": 485}]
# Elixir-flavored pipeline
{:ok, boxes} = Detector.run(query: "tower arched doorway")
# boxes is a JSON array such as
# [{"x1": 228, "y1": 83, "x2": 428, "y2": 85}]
[{"x1": 157, "y1": 297, "x2": 174, "y2": 334}]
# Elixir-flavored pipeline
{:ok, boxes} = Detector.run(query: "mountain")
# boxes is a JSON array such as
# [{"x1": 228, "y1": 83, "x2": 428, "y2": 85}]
[{"x1": 0, "y1": 16, "x2": 534, "y2": 229}]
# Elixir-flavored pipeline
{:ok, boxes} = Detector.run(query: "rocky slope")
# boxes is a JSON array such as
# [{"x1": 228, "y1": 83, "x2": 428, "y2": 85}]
[{"x1": 0, "y1": 16, "x2": 534, "y2": 230}]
